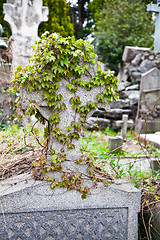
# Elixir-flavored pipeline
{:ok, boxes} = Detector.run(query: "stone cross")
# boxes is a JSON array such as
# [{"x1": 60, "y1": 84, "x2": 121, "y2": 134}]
[
  {"x1": 21, "y1": 65, "x2": 108, "y2": 166},
  {"x1": 116, "y1": 114, "x2": 133, "y2": 139},
  {"x1": 147, "y1": 0, "x2": 160, "y2": 50},
  {"x1": 3, "y1": 0, "x2": 49, "y2": 71}
]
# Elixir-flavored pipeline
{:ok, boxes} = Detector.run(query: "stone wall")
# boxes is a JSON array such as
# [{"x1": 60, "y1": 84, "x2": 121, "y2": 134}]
[
  {"x1": 118, "y1": 46, "x2": 160, "y2": 85},
  {"x1": 89, "y1": 47, "x2": 160, "y2": 131}
]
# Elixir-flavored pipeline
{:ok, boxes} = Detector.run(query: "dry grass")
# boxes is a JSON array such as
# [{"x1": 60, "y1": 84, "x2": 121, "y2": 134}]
[{"x1": 0, "y1": 124, "x2": 43, "y2": 180}]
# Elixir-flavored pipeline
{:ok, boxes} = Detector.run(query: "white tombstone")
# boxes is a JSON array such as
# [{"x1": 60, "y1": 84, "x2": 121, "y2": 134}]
[{"x1": 3, "y1": 0, "x2": 49, "y2": 71}]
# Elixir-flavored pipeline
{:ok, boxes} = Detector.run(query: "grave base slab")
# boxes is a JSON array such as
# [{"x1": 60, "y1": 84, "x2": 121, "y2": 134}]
[
  {"x1": 0, "y1": 173, "x2": 141, "y2": 240},
  {"x1": 135, "y1": 119, "x2": 160, "y2": 134}
]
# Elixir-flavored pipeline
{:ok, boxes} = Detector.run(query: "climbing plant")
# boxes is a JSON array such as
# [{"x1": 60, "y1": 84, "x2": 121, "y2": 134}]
[{"x1": 11, "y1": 32, "x2": 119, "y2": 198}]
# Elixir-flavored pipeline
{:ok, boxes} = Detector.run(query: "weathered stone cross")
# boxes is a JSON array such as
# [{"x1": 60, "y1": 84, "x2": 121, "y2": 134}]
[
  {"x1": 147, "y1": 0, "x2": 160, "y2": 50},
  {"x1": 116, "y1": 114, "x2": 133, "y2": 139},
  {"x1": 21, "y1": 64, "x2": 108, "y2": 163}
]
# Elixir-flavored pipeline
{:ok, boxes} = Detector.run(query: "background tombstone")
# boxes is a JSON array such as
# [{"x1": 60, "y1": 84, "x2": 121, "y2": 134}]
[
  {"x1": 108, "y1": 114, "x2": 133, "y2": 153},
  {"x1": 115, "y1": 114, "x2": 134, "y2": 139},
  {"x1": 135, "y1": 67, "x2": 160, "y2": 134},
  {"x1": 109, "y1": 136, "x2": 123, "y2": 153},
  {"x1": 3, "y1": 0, "x2": 49, "y2": 71},
  {"x1": 147, "y1": 0, "x2": 160, "y2": 50}
]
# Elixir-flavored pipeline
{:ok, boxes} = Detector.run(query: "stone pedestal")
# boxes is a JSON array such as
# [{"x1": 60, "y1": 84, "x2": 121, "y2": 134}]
[{"x1": 0, "y1": 173, "x2": 141, "y2": 240}]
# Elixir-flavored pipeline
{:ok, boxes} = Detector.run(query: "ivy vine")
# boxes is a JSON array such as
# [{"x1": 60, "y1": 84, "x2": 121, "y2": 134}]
[{"x1": 11, "y1": 32, "x2": 119, "y2": 198}]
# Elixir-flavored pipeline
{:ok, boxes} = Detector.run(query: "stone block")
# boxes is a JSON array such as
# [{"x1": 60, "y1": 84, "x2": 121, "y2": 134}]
[
  {"x1": 92, "y1": 108, "x2": 107, "y2": 118},
  {"x1": 125, "y1": 84, "x2": 139, "y2": 91},
  {"x1": 109, "y1": 136, "x2": 123, "y2": 153},
  {"x1": 135, "y1": 119, "x2": 160, "y2": 134},
  {"x1": 124, "y1": 91, "x2": 140, "y2": 105},
  {"x1": 0, "y1": 173, "x2": 141, "y2": 240},
  {"x1": 122, "y1": 46, "x2": 150, "y2": 62},
  {"x1": 131, "y1": 53, "x2": 142, "y2": 66},
  {"x1": 85, "y1": 117, "x2": 110, "y2": 130},
  {"x1": 104, "y1": 108, "x2": 131, "y2": 120},
  {"x1": 110, "y1": 99, "x2": 130, "y2": 109},
  {"x1": 139, "y1": 59, "x2": 157, "y2": 73},
  {"x1": 150, "y1": 159, "x2": 160, "y2": 171}
]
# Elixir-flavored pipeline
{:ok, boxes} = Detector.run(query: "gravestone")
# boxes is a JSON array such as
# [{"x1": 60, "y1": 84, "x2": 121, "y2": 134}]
[
  {"x1": 0, "y1": 173, "x2": 140, "y2": 240},
  {"x1": 0, "y1": 36, "x2": 141, "y2": 239},
  {"x1": 122, "y1": 46, "x2": 150, "y2": 63},
  {"x1": 109, "y1": 136, "x2": 123, "y2": 153},
  {"x1": 147, "y1": 0, "x2": 160, "y2": 50},
  {"x1": 10, "y1": 62, "x2": 141, "y2": 239},
  {"x1": 109, "y1": 115, "x2": 133, "y2": 154},
  {"x1": 135, "y1": 67, "x2": 160, "y2": 134},
  {"x1": 115, "y1": 114, "x2": 134, "y2": 139},
  {"x1": 3, "y1": 0, "x2": 49, "y2": 71},
  {"x1": 20, "y1": 64, "x2": 109, "y2": 163}
]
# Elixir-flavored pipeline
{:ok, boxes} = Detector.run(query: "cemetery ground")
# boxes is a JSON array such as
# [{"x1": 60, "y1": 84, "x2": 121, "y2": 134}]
[{"x1": 0, "y1": 123, "x2": 160, "y2": 239}]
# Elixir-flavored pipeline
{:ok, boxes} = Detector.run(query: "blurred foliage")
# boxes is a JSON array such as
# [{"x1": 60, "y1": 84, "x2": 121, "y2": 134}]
[
  {"x1": 39, "y1": 0, "x2": 74, "y2": 37},
  {"x1": 0, "y1": 0, "x2": 156, "y2": 68},
  {"x1": 0, "y1": 0, "x2": 11, "y2": 37},
  {"x1": 89, "y1": 0, "x2": 154, "y2": 69},
  {"x1": 70, "y1": 0, "x2": 92, "y2": 39}
]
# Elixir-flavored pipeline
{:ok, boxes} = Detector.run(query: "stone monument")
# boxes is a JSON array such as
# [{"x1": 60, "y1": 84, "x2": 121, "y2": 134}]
[
  {"x1": 115, "y1": 114, "x2": 134, "y2": 139},
  {"x1": 0, "y1": 85, "x2": 141, "y2": 239},
  {"x1": 0, "y1": 35, "x2": 141, "y2": 239},
  {"x1": 147, "y1": 0, "x2": 160, "y2": 50},
  {"x1": 0, "y1": 173, "x2": 141, "y2": 240},
  {"x1": 21, "y1": 65, "x2": 108, "y2": 163},
  {"x1": 135, "y1": 67, "x2": 160, "y2": 133},
  {"x1": 7, "y1": 64, "x2": 140, "y2": 240},
  {"x1": 3, "y1": 0, "x2": 49, "y2": 71}
]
